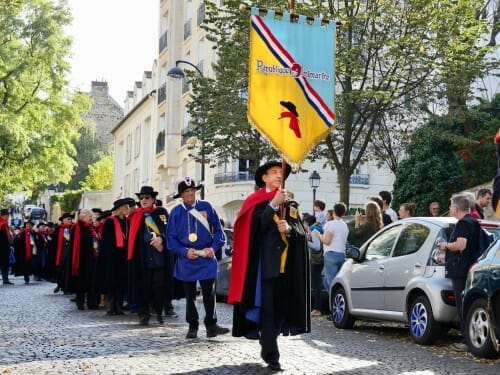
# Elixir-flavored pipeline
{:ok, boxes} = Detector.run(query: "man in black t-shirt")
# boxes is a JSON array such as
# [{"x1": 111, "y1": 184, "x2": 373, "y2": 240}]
[{"x1": 439, "y1": 193, "x2": 480, "y2": 352}]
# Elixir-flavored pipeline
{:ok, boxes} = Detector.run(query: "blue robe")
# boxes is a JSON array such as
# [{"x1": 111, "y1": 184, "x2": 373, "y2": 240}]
[{"x1": 166, "y1": 200, "x2": 225, "y2": 281}]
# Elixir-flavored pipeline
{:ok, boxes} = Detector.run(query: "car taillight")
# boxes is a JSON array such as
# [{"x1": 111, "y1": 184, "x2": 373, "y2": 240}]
[{"x1": 441, "y1": 290, "x2": 456, "y2": 306}]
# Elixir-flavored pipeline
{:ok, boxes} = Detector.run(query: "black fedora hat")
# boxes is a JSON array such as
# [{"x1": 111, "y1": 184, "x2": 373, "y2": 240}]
[
  {"x1": 174, "y1": 177, "x2": 202, "y2": 199},
  {"x1": 58, "y1": 212, "x2": 73, "y2": 222},
  {"x1": 254, "y1": 161, "x2": 291, "y2": 188},
  {"x1": 136, "y1": 186, "x2": 158, "y2": 198},
  {"x1": 111, "y1": 198, "x2": 130, "y2": 212}
]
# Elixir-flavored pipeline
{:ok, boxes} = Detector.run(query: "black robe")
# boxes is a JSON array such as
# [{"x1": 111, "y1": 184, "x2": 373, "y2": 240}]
[
  {"x1": 128, "y1": 208, "x2": 168, "y2": 305},
  {"x1": 233, "y1": 199, "x2": 311, "y2": 337},
  {"x1": 68, "y1": 222, "x2": 97, "y2": 295},
  {"x1": 13, "y1": 230, "x2": 35, "y2": 277},
  {"x1": 101, "y1": 216, "x2": 128, "y2": 294}
]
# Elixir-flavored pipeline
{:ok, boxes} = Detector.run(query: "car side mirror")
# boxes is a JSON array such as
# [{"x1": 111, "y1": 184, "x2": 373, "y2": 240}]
[{"x1": 346, "y1": 246, "x2": 361, "y2": 260}]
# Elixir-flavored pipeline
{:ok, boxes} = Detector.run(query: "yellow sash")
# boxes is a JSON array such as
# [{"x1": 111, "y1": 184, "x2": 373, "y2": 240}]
[
  {"x1": 145, "y1": 214, "x2": 160, "y2": 235},
  {"x1": 273, "y1": 214, "x2": 288, "y2": 273}
]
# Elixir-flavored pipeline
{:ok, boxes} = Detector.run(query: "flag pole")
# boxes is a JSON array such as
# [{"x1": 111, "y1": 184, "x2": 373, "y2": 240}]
[
  {"x1": 280, "y1": 158, "x2": 287, "y2": 218},
  {"x1": 290, "y1": 0, "x2": 295, "y2": 14}
]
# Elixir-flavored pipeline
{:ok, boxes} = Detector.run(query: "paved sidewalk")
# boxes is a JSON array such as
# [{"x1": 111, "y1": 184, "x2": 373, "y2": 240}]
[{"x1": 0, "y1": 277, "x2": 499, "y2": 374}]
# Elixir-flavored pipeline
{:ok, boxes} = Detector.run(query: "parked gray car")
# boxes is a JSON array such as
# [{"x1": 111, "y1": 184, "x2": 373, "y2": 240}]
[{"x1": 329, "y1": 217, "x2": 461, "y2": 345}]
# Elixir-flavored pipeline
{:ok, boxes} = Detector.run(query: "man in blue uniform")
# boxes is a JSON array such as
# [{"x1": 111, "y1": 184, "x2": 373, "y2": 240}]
[{"x1": 166, "y1": 177, "x2": 228, "y2": 339}]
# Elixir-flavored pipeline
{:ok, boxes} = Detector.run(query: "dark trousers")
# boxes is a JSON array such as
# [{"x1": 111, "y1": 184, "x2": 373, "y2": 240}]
[
  {"x1": 1, "y1": 264, "x2": 9, "y2": 281},
  {"x1": 311, "y1": 263, "x2": 323, "y2": 311},
  {"x1": 260, "y1": 278, "x2": 283, "y2": 366},
  {"x1": 183, "y1": 279, "x2": 216, "y2": 329},
  {"x1": 76, "y1": 290, "x2": 98, "y2": 309},
  {"x1": 106, "y1": 290, "x2": 124, "y2": 314},
  {"x1": 138, "y1": 268, "x2": 165, "y2": 319},
  {"x1": 452, "y1": 277, "x2": 467, "y2": 337}
]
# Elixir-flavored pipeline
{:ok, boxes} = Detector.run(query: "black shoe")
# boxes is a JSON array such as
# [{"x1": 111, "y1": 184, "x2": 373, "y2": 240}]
[
  {"x1": 207, "y1": 324, "x2": 230, "y2": 338},
  {"x1": 139, "y1": 316, "x2": 150, "y2": 326},
  {"x1": 3, "y1": 280, "x2": 14, "y2": 285},
  {"x1": 245, "y1": 328, "x2": 260, "y2": 340},
  {"x1": 186, "y1": 327, "x2": 198, "y2": 339},
  {"x1": 164, "y1": 308, "x2": 178, "y2": 317},
  {"x1": 156, "y1": 314, "x2": 164, "y2": 325},
  {"x1": 53, "y1": 286, "x2": 60, "y2": 293},
  {"x1": 267, "y1": 362, "x2": 283, "y2": 372},
  {"x1": 77, "y1": 305, "x2": 84, "y2": 310}
]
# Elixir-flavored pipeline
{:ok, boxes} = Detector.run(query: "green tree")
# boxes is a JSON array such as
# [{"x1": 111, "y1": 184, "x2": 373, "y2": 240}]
[
  {"x1": 79, "y1": 152, "x2": 113, "y2": 191},
  {"x1": 65, "y1": 119, "x2": 101, "y2": 190},
  {"x1": 0, "y1": 0, "x2": 90, "y2": 200},
  {"x1": 393, "y1": 94, "x2": 500, "y2": 214},
  {"x1": 320, "y1": 0, "x2": 493, "y2": 206}
]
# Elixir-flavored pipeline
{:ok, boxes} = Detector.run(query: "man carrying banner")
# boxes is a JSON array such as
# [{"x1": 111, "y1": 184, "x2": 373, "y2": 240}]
[{"x1": 229, "y1": 161, "x2": 310, "y2": 372}]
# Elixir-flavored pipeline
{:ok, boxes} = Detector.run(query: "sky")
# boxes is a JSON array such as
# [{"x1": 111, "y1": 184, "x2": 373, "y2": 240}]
[{"x1": 66, "y1": 0, "x2": 158, "y2": 105}]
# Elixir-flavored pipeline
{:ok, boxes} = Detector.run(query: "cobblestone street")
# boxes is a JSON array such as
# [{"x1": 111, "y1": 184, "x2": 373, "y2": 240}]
[{"x1": 0, "y1": 278, "x2": 499, "y2": 374}]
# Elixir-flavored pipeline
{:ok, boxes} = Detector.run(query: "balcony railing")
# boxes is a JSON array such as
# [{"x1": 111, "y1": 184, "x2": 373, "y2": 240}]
[
  {"x1": 214, "y1": 171, "x2": 253, "y2": 184},
  {"x1": 349, "y1": 174, "x2": 369, "y2": 185},
  {"x1": 184, "y1": 19, "x2": 192, "y2": 40},
  {"x1": 157, "y1": 82, "x2": 166, "y2": 104},
  {"x1": 159, "y1": 30, "x2": 167, "y2": 53}
]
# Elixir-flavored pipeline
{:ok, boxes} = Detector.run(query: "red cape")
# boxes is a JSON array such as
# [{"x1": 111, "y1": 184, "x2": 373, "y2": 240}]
[
  {"x1": 228, "y1": 187, "x2": 276, "y2": 304},
  {"x1": 127, "y1": 205, "x2": 156, "y2": 260}
]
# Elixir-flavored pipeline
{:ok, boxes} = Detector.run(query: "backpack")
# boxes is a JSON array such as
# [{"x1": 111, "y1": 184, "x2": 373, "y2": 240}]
[{"x1": 474, "y1": 227, "x2": 494, "y2": 260}]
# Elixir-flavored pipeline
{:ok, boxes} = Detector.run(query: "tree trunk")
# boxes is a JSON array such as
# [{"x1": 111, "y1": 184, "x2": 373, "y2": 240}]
[{"x1": 337, "y1": 167, "x2": 351, "y2": 209}]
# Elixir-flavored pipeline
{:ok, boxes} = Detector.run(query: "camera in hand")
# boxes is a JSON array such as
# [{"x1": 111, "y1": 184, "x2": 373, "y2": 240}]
[{"x1": 357, "y1": 208, "x2": 365, "y2": 215}]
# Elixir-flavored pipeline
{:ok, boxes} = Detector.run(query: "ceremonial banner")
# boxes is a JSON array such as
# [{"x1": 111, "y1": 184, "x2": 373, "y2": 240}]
[{"x1": 248, "y1": 7, "x2": 336, "y2": 166}]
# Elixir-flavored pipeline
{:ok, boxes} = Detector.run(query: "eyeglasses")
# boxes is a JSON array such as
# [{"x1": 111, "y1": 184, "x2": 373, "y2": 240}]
[{"x1": 139, "y1": 196, "x2": 152, "y2": 200}]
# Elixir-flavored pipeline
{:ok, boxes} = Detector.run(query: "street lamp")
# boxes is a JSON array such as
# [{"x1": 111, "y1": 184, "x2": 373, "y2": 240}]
[
  {"x1": 309, "y1": 171, "x2": 321, "y2": 212},
  {"x1": 47, "y1": 184, "x2": 56, "y2": 221},
  {"x1": 167, "y1": 60, "x2": 206, "y2": 200}
]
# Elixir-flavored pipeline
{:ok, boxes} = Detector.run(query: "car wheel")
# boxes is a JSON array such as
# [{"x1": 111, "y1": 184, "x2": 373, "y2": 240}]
[
  {"x1": 465, "y1": 298, "x2": 500, "y2": 359},
  {"x1": 408, "y1": 295, "x2": 441, "y2": 345},
  {"x1": 331, "y1": 288, "x2": 355, "y2": 329}
]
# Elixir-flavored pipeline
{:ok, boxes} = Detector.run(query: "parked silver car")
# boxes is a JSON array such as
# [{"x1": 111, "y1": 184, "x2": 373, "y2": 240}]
[{"x1": 329, "y1": 217, "x2": 461, "y2": 345}]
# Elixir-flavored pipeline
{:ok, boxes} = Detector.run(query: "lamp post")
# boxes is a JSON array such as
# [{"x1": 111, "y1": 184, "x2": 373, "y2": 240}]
[
  {"x1": 167, "y1": 60, "x2": 206, "y2": 199},
  {"x1": 309, "y1": 171, "x2": 321, "y2": 213},
  {"x1": 47, "y1": 184, "x2": 56, "y2": 222}
]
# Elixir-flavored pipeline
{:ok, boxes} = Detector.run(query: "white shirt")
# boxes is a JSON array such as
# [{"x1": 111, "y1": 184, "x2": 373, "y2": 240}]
[{"x1": 323, "y1": 219, "x2": 349, "y2": 254}]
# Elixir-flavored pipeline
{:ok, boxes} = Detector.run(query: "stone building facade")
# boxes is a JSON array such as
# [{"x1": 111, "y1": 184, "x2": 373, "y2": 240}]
[{"x1": 83, "y1": 80, "x2": 124, "y2": 150}]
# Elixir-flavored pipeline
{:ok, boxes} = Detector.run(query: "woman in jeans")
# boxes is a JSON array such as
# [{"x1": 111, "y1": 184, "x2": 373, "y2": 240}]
[{"x1": 316, "y1": 203, "x2": 349, "y2": 292}]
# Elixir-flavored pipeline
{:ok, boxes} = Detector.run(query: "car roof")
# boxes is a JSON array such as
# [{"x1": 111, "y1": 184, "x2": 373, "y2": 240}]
[{"x1": 391, "y1": 216, "x2": 457, "y2": 226}]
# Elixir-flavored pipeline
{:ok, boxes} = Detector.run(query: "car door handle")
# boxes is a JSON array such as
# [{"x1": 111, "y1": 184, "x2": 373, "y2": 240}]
[
  {"x1": 379, "y1": 265, "x2": 385, "y2": 270},
  {"x1": 414, "y1": 263, "x2": 422, "y2": 268}
]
